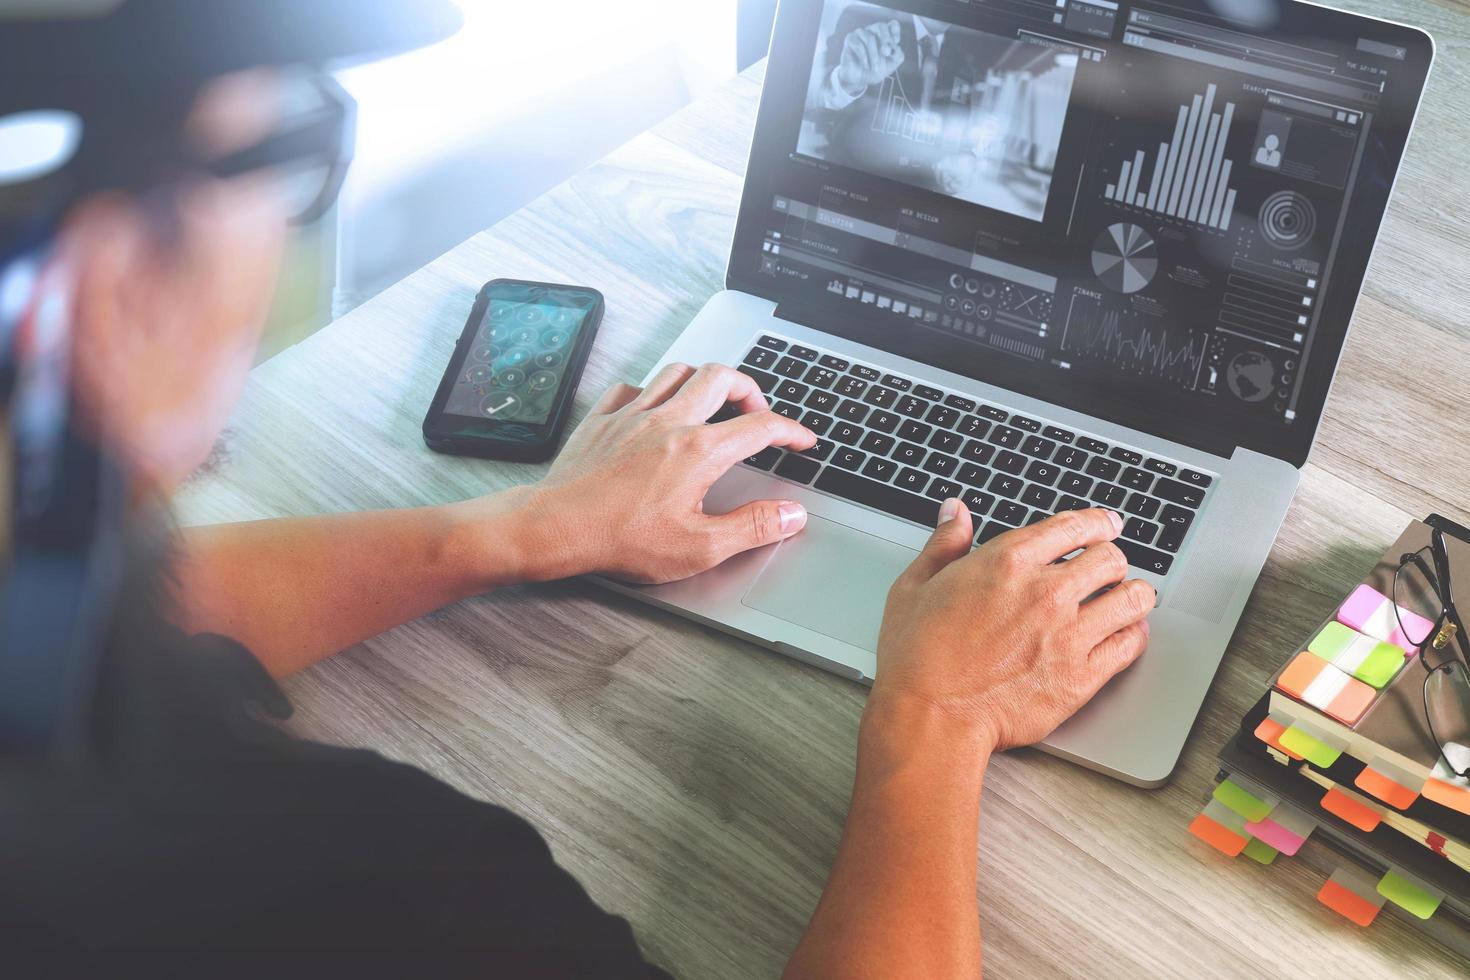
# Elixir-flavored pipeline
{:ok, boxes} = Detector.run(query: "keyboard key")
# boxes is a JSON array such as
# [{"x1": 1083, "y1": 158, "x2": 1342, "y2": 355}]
[
  {"x1": 775, "y1": 454, "x2": 820, "y2": 484},
  {"x1": 1058, "y1": 472, "x2": 1092, "y2": 496},
  {"x1": 1055, "y1": 494, "x2": 1089, "y2": 512},
  {"x1": 928, "y1": 430, "x2": 963, "y2": 454},
  {"x1": 1119, "y1": 467, "x2": 1153, "y2": 492},
  {"x1": 960, "y1": 440, "x2": 995, "y2": 465},
  {"x1": 819, "y1": 354, "x2": 849, "y2": 371},
  {"x1": 862, "y1": 457, "x2": 898, "y2": 482},
  {"x1": 1043, "y1": 425, "x2": 1075, "y2": 443},
  {"x1": 962, "y1": 489, "x2": 995, "y2": 517},
  {"x1": 863, "y1": 385, "x2": 897, "y2": 408},
  {"x1": 1021, "y1": 435, "x2": 1056, "y2": 459},
  {"x1": 832, "y1": 447, "x2": 866, "y2": 471},
  {"x1": 836, "y1": 399, "x2": 868, "y2": 423},
  {"x1": 896, "y1": 395, "x2": 927, "y2": 419},
  {"x1": 1078, "y1": 437, "x2": 1109, "y2": 454},
  {"x1": 945, "y1": 394, "x2": 978, "y2": 412},
  {"x1": 1124, "y1": 493, "x2": 1160, "y2": 519},
  {"x1": 789, "y1": 344, "x2": 818, "y2": 361},
  {"x1": 923, "y1": 453, "x2": 958, "y2": 477},
  {"x1": 1025, "y1": 461, "x2": 1060, "y2": 486},
  {"x1": 1026, "y1": 511, "x2": 1049, "y2": 526},
  {"x1": 1159, "y1": 504, "x2": 1195, "y2": 530},
  {"x1": 1179, "y1": 468, "x2": 1213, "y2": 487},
  {"x1": 926, "y1": 478, "x2": 962, "y2": 500},
  {"x1": 868, "y1": 410, "x2": 900, "y2": 433},
  {"x1": 802, "y1": 438, "x2": 834, "y2": 461},
  {"x1": 1154, "y1": 477, "x2": 1206, "y2": 508},
  {"x1": 957, "y1": 415, "x2": 991, "y2": 439},
  {"x1": 1144, "y1": 458, "x2": 1177, "y2": 476},
  {"x1": 979, "y1": 405, "x2": 1010, "y2": 422},
  {"x1": 1010, "y1": 416, "x2": 1041, "y2": 432},
  {"x1": 774, "y1": 379, "x2": 808, "y2": 402},
  {"x1": 745, "y1": 447, "x2": 780, "y2": 470},
  {"x1": 1085, "y1": 457, "x2": 1121, "y2": 481},
  {"x1": 834, "y1": 376, "x2": 868, "y2": 398},
  {"x1": 1116, "y1": 538, "x2": 1174, "y2": 575},
  {"x1": 926, "y1": 405, "x2": 960, "y2": 428},
  {"x1": 1122, "y1": 517, "x2": 1158, "y2": 544},
  {"x1": 804, "y1": 366, "x2": 840, "y2": 389},
  {"x1": 1090, "y1": 483, "x2": 1127, "y2": 508},
  {"x1": 774, "y1": 356, "x2": 806, "y2": 378},
  {"x1": 881, "y1": 374, "x2": 912, "y2": 391},
  {"x1": 914, "y1": 384, "x2": 944, "y2": 402},
  {"x1": 831, "y1": 421, "x2": 863, "y2": 445},
  {"x1": 989, "y1": 474, "x2": 1024, "y2": 499},
  {"x1": 1054, "y1": 446, "x2": 1088, "y2": 470},
  {"x1": 850, "y1": 364, "x2": 881, "y2": 381},
  {"x1": 893, "y1": 441, "x2": 927, "y2": 466},
  {"x1": 1021, "y1": 485, "x2": 1057, "y2": 510},
  {"x1": 993, "y1": 500, "x2": 1028, "y2": 525},
  {"x1": 977, "y1": 521, "x2": 1010, "y2": 544},
  {"x1": 1156, "y1": 522, "x2": 1187, "y2": 553},
  {"x1": 756, "y1": 335, "x2": 787, "y2": 351},
  {"x1": 804, "y1": 390, "x2": 839, "y2": 413},
  {"x1": 957, "y1": 463, "x2": 990, "y2": 486},
  {"x1": 815, "y1": 469, "x2": 940, "y2": 527},
  {"x1": 860, "y1": 432, "x2": 895, "y2": 455},
  {"x1": 988, "y1": 426, "x2": 1023, "y2": 449},
  {"x1": 737, "y1": 365, "x2": 778, "y2": 393},
  {"x1": 896, "y1": 420, "x2": 931, "y2": 442},
  {"x1": 895, "y1": 467, "x2": 929, "y2": 493},
  {"x1": 800, "y1": 411, "x2": 832, "y2": 436},
  {"x1": 772, "y1": 401, "x2": 803, "y2": 421},
  {"x1": 994, "y1": 450, "x2": 1027, "y2": 475},
  {"x1": 1110, "y1": 447, "x2": 1143, "y2": 465},
  {"x1": 744, "y1": 347, "x2": 778, "y2": 370}
]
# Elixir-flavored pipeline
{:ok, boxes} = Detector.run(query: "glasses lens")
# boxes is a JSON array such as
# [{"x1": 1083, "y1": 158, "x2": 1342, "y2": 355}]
[
  {"x1": 1395, "y1": 550, "x2": 1443, "y2": 649},
  {"x1": 1426, "y1": 661, "x2": 1470, "y2": 775}
]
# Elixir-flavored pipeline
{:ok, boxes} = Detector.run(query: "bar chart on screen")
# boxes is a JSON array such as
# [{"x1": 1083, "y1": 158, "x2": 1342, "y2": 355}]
[{"x1": 1103, "y1": 83, "x2": 1240, "y2": 231}]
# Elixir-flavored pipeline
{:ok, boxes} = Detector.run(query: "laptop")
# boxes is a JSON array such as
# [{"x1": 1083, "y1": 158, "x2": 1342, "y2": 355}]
[{"x1": 603, "y1": 0, "x2": 1433, "y2": 786}]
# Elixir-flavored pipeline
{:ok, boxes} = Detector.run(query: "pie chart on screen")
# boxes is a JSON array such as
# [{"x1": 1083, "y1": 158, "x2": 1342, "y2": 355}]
[{"x1": 1092, "y1": 223, "x2": 1158, "y2": 294}]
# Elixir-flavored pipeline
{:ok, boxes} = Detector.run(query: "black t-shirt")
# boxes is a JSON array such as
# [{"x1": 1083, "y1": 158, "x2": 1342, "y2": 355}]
[{"x1": 0, "y1": 621, "x2": 672, "y2": 978}]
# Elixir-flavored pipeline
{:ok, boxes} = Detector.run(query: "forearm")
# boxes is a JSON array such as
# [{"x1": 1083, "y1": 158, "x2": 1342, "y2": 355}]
[
  {"x1": 168, "y1": 487, "x2": 553, "y2": 677},
  {"x1": 784, "y1": 694, "x2": 991, "y2": 980}
]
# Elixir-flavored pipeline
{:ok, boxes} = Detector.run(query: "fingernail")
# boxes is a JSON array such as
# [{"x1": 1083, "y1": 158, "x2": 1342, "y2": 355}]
[
  {"x1": 1107, "y1": 510, "x2": 1124, "y2": 533},
  {"x1": 1141, "y1": 618, "x2": 1151, "y2": 637},
  {"x1": 937, "y1": 497, "x2": 961, "y2": 524},
  {"x1": 779, "y1": 502, "x2": 807, "y2": 535}
]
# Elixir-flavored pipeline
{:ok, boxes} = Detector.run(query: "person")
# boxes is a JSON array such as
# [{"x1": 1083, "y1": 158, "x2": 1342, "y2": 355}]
[{"x1": 0, "y1": 2, "x2": 1154, "y2": 976}]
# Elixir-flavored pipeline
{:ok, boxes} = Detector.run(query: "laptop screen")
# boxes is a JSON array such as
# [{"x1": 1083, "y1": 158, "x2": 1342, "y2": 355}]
[{"x1": 728, "y1": 0, "x2": 1432, "y2": 465}]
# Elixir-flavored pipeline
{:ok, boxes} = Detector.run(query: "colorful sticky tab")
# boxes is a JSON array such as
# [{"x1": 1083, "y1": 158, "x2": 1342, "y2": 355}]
[
  {"x1": 1423, "y1": 777, "x2": 1470, "y2": 817},
  {"x1": 1245, "y1": 811, "x2": 1313, "y2": 856},
  {"x1": 1242, "y1": 837, "x2": 1278, "y2": 865},
  {"x1": 1307, "y1": 622, "x2": 1406, "y2": 688},
  {"x1": 1279, "y1": 725, "x2": 1343, "y2": 768},
  {"x1": 1189, "y1": 812, "x2": 1249, "y2": 857},
  {"x1": 1338, "y1": 583, "x2": 1432, "y2": 653},
  {"x1": 1319, "y1": 868, "x2": 1387, "y2": 926},
  {"x1": 1254, "y1": 715, "x2": 1305, "y2": 760},
  {"x1": 1275, "y1": 652, "x2": 1375, "y2": 725},
  {"x1": 1321, "y1": 786, "x2": 1384, "y2": 832},
  {"x1": 1355, "y1": 766, "x2": 1420, "y2": 810},
  {"x1": 1213, "y1": 778, "x2": 1274, "y2": 823},
  {"x1": 1378, "y1": 870, "x2": 1443, "y2": 920}
]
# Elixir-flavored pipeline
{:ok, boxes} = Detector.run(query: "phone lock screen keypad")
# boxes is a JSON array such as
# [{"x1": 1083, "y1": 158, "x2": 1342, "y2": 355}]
[{"x1": 445, "y1": 283, "x2": 594, "y2": 425}]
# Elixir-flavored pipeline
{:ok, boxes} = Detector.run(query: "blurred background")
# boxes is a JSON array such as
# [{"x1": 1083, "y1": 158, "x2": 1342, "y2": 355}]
[{"x1": 266, "y1": 0, "x2": 780, "y2": 359}]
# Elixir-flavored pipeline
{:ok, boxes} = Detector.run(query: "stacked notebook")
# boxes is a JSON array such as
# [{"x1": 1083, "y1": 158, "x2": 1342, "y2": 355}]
[{"x1": 1189, "y1": 515, "x2": 1470, "y2": 951}]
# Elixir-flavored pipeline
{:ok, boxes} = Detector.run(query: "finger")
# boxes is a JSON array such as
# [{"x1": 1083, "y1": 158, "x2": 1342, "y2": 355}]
[
  {"x1": 706, "y1": 498, "x2": 809, "y2": 561},
  {"x1": 663, "y1": 363, "x2": 767, "y2": 422},
  {"x1": 628, "y1": 362, "x2": 697, "y2": 410},
  {"x1": 858, "y1": 30, "x2": 882, "y2": 72},
  {"x1": 903, "y1": 498, "x2": 974, "y2": 582},
  {"x1": 706, "y1": 409, "x2": 816, "y2": 463},
  {"x1": 1056, "y1": 540, "x2": 1129, "y2": 600},
  {"x1": 590, "y1": 382, "x2": 640, "y2": 416},
  {"x1": 846, "y1": 33, "x2": 870, "y2": 73},
  {"x1": 1077, "y1": 578, "x2": 1156, "y2": 640},
  {"x1": 1011, "y1": 508, "x2": 1122, "y2": 567},
  {"x1": 1078, "y1": 621, "x2": 1150, "y2": 700}
]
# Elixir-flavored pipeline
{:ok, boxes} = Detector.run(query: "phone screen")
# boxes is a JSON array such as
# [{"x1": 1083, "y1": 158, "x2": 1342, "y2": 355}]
[{"x1": 443, "y1": 282, "x2": 597, "y2": 425}]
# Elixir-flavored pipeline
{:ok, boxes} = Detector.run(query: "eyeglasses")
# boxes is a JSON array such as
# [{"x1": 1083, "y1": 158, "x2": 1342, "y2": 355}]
[{"x1": 1394, "y1": 527, "x2": 1470, "y2": 778}]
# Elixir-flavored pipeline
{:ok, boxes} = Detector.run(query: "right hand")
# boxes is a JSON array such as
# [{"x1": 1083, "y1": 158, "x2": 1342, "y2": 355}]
[
  {"x1": 835, "y1": 20, "x2": 905, "y2": 97},
  {"x1": 871, "y1": 502, "x2": 1154, "y2": 751}
]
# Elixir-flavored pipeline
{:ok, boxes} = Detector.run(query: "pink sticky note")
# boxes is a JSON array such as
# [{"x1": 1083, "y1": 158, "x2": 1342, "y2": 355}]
[
  {"x1": 1338, "y1": 584, "x2": 1433, "y2": 653},
  {"x1": 1244, "y1": 817, "x2": 1306, "y2": 856}
]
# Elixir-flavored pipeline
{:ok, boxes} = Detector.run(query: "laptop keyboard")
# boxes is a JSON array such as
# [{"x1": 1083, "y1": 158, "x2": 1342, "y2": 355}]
[{"x1": 730, "y1": 334, "x2": 1217, "y2": 576}]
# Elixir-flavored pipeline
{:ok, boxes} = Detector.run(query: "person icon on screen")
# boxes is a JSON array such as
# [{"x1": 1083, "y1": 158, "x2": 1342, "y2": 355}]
[{"x1": 1255, "y1": 133, "x2": 1282, "y2": 168}]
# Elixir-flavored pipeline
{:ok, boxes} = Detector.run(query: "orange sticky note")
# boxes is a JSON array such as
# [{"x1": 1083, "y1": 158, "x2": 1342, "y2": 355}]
[
  {"x1": 1355, "y1": 768, "x2": 1418, "y2": 810},
  {"x1": 1318, "y1": 880, "x2": 1382, "y2": 926},
  {"x1": 1189, "y1": 813, "x2": 1248, "y2": 857},
  {"x1": 1424, "y1": 778, "x2": 1470, "y2": 817},
  {"x1": 1254, "y1": 716, "x2": 1305, "y2": 760},
  {"x1": 1321, "y1": 787, "x2": 1383, "y2": 832}
]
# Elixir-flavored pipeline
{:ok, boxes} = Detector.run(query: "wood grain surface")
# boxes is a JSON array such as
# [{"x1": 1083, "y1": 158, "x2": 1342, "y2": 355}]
[{"x1": 175, "y1": 3, "x2": 1470, "y2": 975}]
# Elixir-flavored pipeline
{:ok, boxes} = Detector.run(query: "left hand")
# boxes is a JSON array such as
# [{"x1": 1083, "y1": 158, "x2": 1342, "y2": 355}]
[{"x1": 523, "y1": 362, "x2": 818, "y2": 584}]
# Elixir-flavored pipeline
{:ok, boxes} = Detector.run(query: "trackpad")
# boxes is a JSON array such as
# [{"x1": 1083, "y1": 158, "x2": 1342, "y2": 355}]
[{"x1": 741, "y1": 515, "x2": 917, "y2": 652}]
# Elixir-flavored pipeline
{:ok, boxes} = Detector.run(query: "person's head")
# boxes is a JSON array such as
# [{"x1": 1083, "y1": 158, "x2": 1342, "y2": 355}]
[{"x1": 1265, "y1": 134, "x2": 1279, "y2": 150}]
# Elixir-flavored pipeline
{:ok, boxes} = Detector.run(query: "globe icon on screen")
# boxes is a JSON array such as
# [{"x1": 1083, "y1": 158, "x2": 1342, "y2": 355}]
[{"x1": 1226, "y1": 351, "x2": 1275, "y2": 402}]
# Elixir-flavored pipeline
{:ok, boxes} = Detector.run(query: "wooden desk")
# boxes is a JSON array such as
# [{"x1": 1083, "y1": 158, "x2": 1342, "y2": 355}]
[{"x1": 176, "y1": 3, "x2": 1470, "y2": 973}]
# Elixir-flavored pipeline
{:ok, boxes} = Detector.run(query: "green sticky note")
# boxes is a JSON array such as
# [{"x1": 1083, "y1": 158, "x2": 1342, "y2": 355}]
[
  {"x1": 1213, "y1": 779, "x2": 1273, "y2": 823},
  {"x1": 1242, "y1": 838, "x2": 1278, "y2": 865},
  {"x1": 1280, "y1": 726, "x2": 1343, "y2": 768},
  {"x1": 1377, "y1": 871, "x2": 1442, "y2": 919},
  {"x1": 1309, "y1": 622, "x2": 1357, "y2": 660},
  {"x1": 1354, "y1": 644, "x2": 1405, "y2": 688}
]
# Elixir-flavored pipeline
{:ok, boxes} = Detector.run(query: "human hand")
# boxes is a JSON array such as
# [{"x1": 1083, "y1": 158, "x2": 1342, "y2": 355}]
[
  {"x1": 524, "y1": 362, "x2": 817, "y2": 584},
  {"x1": 934, "y1": 153, "x2": 978, "y2": 196},
  {"x1": 870, "y1": 502, "x2": 1154, "y2": 751},
  {"x1": 835, "y1": 20, "x2": 905, "y2": 96}
]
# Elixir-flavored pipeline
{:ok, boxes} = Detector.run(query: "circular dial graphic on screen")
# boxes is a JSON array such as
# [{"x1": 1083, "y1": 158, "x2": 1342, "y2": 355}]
[
  {"x1": 1258, "y1": 191, "x2": 1316, "y2": 250},
  {"x1": 1091, "y1": 223, "x2": 1158, "y2": 294}
]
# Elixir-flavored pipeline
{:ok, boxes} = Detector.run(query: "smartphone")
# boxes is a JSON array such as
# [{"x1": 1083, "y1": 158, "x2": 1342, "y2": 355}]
[{"x1": 423, "y1": 278, "x2": 604, "y2": 462}]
